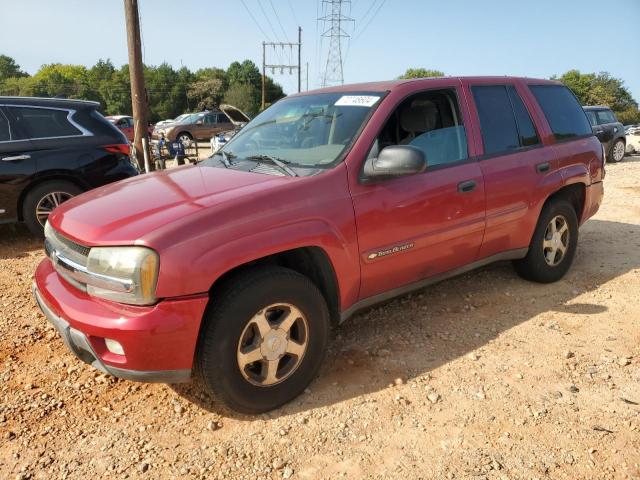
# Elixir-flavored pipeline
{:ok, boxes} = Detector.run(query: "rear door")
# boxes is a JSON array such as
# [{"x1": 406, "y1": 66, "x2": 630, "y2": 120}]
[
  {"x1": 0, "y1": 106, "x2": 36, "y2": 222},
  {"x1": 465, "y1": 81, "x2": 558, "y2": 258}
]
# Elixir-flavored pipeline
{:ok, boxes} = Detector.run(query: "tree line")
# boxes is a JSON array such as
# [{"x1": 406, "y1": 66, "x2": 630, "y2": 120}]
[
  {"x1": 398, "y1": 68, "x2": 640, "y2": 125},
  {"x1": 0, "y1": 55, "x2": 284, "y2": 122}
]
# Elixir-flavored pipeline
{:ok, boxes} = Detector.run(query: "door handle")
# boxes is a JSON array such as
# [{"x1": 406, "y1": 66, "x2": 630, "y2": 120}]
[
  {"x1": 457, "y1": 180, "x2": 476, "y2": 193},
  {"x1": 536, "y1": 162, "x2": 550, "y2": 173},
  {"x1": 2, "y1": 154, "x2": 31, "y2": 162}
]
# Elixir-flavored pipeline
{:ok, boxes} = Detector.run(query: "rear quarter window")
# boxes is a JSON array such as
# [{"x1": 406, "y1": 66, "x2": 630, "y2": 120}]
[
  {"x1": 8, "y1": 106, "x2": 83, "y2": 139},
  {"x1": 529, "y1": 85, "x2": 592, "y2": 141}
]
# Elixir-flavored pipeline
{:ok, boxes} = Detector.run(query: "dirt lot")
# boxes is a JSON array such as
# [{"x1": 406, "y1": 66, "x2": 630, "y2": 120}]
[{"x1": 1, "y1": 158, "x2": 639, "y2": 480}]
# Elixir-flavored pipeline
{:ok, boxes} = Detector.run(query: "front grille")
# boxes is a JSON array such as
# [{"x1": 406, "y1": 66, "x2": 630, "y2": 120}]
[{"x1": 50, "y1": 229, "x2": 90, "y2": 257}]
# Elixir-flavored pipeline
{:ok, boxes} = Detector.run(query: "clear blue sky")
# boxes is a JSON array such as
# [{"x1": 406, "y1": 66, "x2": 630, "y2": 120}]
[{"x1": 1, "y1": 0, "x2": 638, "y2": 101}]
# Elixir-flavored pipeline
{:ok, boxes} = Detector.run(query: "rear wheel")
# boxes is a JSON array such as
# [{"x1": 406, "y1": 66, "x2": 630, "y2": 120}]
[
  {"x1": 609, "y1": 139, "x2": 625, "y2": 163},
  {"x1": 22, "y1": 180, "x2": 82, "y2": 237},
  {"x1": 196, "y1": 266, "x2": 330, "y2": 413},
  {"x1": 513, "y1": 199, "x2": 578, "y2": 283},
  {"x1": 177, "y1": 132, "x2": 193, "y2": 145}
]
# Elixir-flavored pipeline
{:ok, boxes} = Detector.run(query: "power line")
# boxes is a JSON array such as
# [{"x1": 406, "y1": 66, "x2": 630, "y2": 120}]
[
  {"x1": 286, "y1": 0, "x2": 300, "y2": 26},
  {"x1": 239, "y1": 0, "x2": 272, "y2": 42},
  {"x1": 268, "y1": 0, "x2": 290, "y2": 42},
  {"x1": 354, "y1": 0, "x2": 386, "y2": 41},
  {"x1": 256, "y1": 0, "x2": 281, "y2": 43}
]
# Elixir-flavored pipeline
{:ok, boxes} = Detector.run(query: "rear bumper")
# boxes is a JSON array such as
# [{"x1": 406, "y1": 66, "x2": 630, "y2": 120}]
[
  {"x1": 582, "y1": 181, "x2": 604, "y2": 224},
  {"x1": 34, "y1": 259, "x2": 209, "y2": 383}
]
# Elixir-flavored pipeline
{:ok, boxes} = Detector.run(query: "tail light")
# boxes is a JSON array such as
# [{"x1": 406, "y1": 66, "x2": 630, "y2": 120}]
[{"x1": 102, "y1": 144, "x2": 131, "y2": 155}]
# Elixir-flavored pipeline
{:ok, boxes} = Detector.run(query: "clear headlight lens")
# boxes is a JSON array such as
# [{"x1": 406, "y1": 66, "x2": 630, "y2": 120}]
[{"x1": 86, "y1": 247, "x2": 159, "y2": 305}]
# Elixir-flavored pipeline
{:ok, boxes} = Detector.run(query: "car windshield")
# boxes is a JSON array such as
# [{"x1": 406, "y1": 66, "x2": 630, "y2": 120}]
[
  {"x1": 220, "y1": 92, "x2": 383, "y2": 167},
  {"x1": 173, "y1": 114, "x2": 189, "y2": 123},
  {"x1": 177, "y1": 113, "x2": 202, "y2": 125}
]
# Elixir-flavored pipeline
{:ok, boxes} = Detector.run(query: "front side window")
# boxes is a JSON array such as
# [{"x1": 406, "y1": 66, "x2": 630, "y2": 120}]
[
  {"x1": 472, "y1": 85, "x2": 520, "y2": 155},
  {"x1": 368, "y1": 88, "x2": 468, "y2": 168},
  {"x1": 596, "y1": 109, "x2": 616, "y2": 125},
  {"x1": 218, "y1": 92, "x2": 382, "y2": 167},
  {"x1": 8, "y1": 107, "x2": 82, "y2": 139},
  {"x1": 529, "y1": 85, "x2": 592, "y2": 141}
]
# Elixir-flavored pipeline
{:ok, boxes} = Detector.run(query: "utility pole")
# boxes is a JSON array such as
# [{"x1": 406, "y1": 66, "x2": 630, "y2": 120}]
[
  {"x1": 297, "y1": 26, "x2": 302, "y2": 93},
  {"x1": 261, "y1": 42, "x2": 266, "y2": 110},
  {"x1": 261, "y1": 28, "x2": 302, "y2": 110},
  {"x1": 123, "y1": 0, "x2": 151, "y2": 172},
  {"x1": 319, "y1": 0, "x2": 353, "y2": 87}
]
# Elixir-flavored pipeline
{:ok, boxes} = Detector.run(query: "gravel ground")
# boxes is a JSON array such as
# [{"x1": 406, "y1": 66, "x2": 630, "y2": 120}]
[{"x1": 1, "y1": 157, "x2": 639, "y2": 480}]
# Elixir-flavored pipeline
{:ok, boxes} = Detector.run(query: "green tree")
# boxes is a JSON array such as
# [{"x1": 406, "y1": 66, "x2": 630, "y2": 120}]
[
  {"x1": 0, "y1": 54, "x2": 27, "y2": 81},
  {"x1": 398, "y1": 68, "x2": 445, "y2": 79},
  {"x1": 223, "y1": 83, "x2": 259, "y2": 115},
  {"x1": 554, "y1": 70, "x2": 638, "y2": 112},
  {"x1": 188, "y1": 67, "x2": 227, "y2": 110}
]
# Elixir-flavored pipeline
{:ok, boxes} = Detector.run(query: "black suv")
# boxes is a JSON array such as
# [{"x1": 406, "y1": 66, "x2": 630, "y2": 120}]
[
  {"x1": 0, "y1": 97, "x2": 139, "y2": 235},
  {"x1": 583, "y1": 106, "x2": 626, "y2": 163}
]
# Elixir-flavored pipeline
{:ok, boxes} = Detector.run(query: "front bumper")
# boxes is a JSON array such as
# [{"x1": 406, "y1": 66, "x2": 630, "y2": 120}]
[{"x1": 34, "y1": 259, "x2": 209, "y2": 383}]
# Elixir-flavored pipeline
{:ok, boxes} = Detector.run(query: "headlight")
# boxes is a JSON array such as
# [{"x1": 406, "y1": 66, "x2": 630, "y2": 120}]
[{"x1": 86, "y1": 247, "x2": 159, "y2": 305}]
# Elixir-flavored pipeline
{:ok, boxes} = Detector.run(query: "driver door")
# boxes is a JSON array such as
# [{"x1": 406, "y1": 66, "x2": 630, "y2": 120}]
[{"x1": 349, "y1": 86, "x2": 486, "y2": 299}]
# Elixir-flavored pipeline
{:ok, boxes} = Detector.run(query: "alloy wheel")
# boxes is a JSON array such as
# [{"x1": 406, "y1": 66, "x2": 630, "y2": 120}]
[
  {"x1": 35, "y1": 191, "x2": 74, "y2": 227},
  {"x1": 542, "y1": 215, "x2": 570, "y2": 266},
  {"x1": 236, "y1": 303, "x2": 309, "y2": 387},
  {"x1": 612, "y1": 140, "x2": 625, "y2": 162}
]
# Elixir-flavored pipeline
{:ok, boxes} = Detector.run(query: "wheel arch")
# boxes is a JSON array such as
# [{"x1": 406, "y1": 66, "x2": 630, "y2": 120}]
[
  {"x1": 206, "y1": 246, "x2": 341, "y2": 326},
  {"x1": 17, "y1": 174, "x2": 88, "y2": 221},
  {"x1": 544, "y1": 182, "x2": 586, "y2": 223}
]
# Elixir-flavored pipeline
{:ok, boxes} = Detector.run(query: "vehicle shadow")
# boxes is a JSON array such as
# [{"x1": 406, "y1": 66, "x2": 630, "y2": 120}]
[
  {"x1": 0, "y1": 223, "x2": 42, "y2": 259},
  {"x1": 173, "y1": 218, "x2": 640, "y2": 419}
]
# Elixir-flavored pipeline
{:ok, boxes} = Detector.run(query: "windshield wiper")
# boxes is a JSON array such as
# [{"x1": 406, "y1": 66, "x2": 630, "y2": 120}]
[
  {"x1": 213, "y1": 150, "x2": 236, "y2": 168},
  {"x1": 245, "y1": 154, "x2": 298, "y2": 177}
]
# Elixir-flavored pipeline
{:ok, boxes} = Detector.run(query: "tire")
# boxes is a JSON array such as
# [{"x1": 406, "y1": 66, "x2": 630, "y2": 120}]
[
  {"x1": 177, "y1": 132, "x2": 193, "y2": 144},
  {"x1": 513, "y1": 199, "x2": 578, "y2": 283},
  {"x1": 609, "y1": 139, "x2": 625, "y2": 163},
  {"x1": 22, "y1": 180, "x2": 82, "y2": 237},
  {"x1": 196, "y1": 266, "x2": 330, "y2": 413}
]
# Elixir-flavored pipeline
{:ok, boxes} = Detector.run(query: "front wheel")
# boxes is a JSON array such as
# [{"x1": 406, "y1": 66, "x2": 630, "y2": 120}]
[
  {"x1": 609, "y1": 139, "x2": 625, "y2": 163},
  {"x1": 196, "y1": 267, "x2": 330, "y2": 413},
  {"x1": 513, "y1": 199, "x2": 578, "y2": 283},
  {"x1": 22, "y1": 180, "x2": 82, "y2": 237}
]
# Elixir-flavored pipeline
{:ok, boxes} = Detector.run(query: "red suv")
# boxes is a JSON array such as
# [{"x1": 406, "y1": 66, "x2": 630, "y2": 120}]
[{"x1": 34, "y1": 77, "x2": 604, "y2": 413}]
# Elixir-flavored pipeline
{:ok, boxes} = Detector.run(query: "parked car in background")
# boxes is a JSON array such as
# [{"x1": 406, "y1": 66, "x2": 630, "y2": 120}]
[
  {"x1": 105, "y1": 115, "x2": 153, "y2": 142},
  {"x1": 34, "y1": 77, "x2": 604, "y2": 413},
  {"x1": 0, "y1": 97, "x2": 139, "y2": 235},
  {"x1": 584, "y1": 106, "x2": 626, "y2": 162},
  {"x1": 154, "y1": 113, "x2": 191, "y2": 129},
  {"x1": 626, "y1": 127, "x2": 640, "y2": 154},
  {"x1": 152, "y1": 104, "x2": 250, "y2": 143}
]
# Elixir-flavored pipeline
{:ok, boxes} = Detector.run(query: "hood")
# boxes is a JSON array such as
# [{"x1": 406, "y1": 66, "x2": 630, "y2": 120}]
[
  {"x1": 49, "y1": 165, "x2": 289, "y2": 245},
  {"x1": 220, "y1": 104, "x2": 251, "y2": 125}
]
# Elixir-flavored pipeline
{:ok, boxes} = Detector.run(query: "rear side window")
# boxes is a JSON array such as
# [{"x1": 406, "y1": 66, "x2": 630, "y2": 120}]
[
  {"x1": 8, "y1": 107, "x2": 83, "y2": 139},
  {"x1": 472, "y1": 85, "x2": 520, "y2": 155},
  {"x1": 0, "y1": 110, "x2": 10, "y2": 141},
  {"x1": 507, "y1": 86, "x2": 540, "y2": 147},
  {"x1": 530, "y1": 85, "x2": 592, "y2": 140}
]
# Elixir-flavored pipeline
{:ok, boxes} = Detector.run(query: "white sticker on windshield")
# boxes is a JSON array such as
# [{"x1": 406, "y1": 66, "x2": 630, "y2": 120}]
[{"x1": 334, "y1": 95, "x2": 380, "y2": 107}]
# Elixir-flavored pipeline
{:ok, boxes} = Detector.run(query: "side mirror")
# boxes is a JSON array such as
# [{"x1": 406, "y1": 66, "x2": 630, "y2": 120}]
[
  {"x1": 196, "y1": 120, "x2": 203, "y2": 125},
  {"x1": 362, "y1": 145, "x2": 427, "y2": 181}
]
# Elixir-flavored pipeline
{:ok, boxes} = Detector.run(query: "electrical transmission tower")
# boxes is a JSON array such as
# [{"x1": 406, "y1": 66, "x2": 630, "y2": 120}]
[{"x1": 319, "y1": 0, "x2": 353, "y2": 87}]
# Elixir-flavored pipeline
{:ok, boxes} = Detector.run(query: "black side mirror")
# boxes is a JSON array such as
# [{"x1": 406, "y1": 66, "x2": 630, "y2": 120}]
[{"x1": 362, "y1": 145, "x2": 427, "y2": 181}]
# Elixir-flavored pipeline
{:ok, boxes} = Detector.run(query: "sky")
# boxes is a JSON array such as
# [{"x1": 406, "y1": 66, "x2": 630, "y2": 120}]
[{"x1": 1, "y1": 0, "x2": 639, "y2": 101}]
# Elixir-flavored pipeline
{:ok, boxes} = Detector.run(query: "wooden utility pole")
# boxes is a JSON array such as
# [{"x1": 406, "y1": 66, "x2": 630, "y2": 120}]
[{"x1": 124, "y1": 0, "x2": 152, "y2": 172}]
